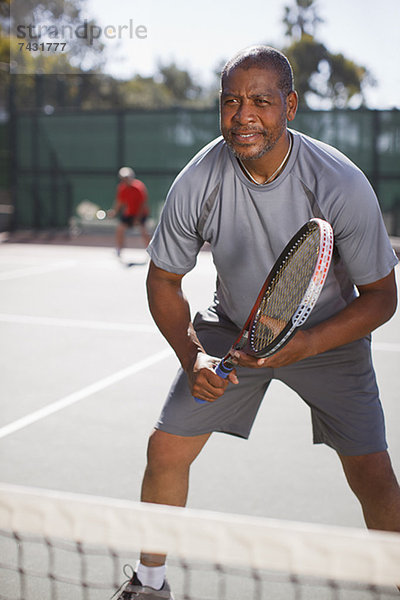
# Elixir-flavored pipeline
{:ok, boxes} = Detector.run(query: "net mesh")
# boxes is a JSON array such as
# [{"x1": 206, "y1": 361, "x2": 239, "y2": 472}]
[
  {"x1": 1, "y1": 483, "x2": 400, "y2": 600},
  {"x1": 250, "y1": 223, "x2": 321, "y2": 352}
]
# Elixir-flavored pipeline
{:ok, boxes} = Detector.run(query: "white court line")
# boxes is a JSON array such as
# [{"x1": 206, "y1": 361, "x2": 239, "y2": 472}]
[
  {"x1": 373, "y1": 342, "x2": 400, "y2": 352},
  {"x1": 0, "y1": 260, "x2": 76, "y2": 281},
  {"x1": 0, "y1": 313, "x2": 157, "y2": 333},
  {"x1": 0, "y1": 348, "x2": 173, "y2": 440}
]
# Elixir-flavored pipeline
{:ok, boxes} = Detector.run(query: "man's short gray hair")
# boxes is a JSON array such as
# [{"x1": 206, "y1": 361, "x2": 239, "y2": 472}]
[{"x1": 221, "y1": 45, "x2": 294, "y2": 97}]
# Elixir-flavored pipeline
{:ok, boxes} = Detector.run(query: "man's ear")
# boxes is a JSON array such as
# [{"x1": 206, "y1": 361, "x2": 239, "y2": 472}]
[{"x1": 286, "y1": 90, "x2": 298, "y2": 122}]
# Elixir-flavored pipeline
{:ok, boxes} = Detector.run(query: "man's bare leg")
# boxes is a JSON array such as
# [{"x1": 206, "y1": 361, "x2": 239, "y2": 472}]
[
  {"x1": 116, "y1": 222, "x2": 127, "y2": 255},
  {"x1": 140, "y1": 429, "x2": 211, "y2": 566},
  {"x1": 339, "y1": 450, "x2": 400, "y2": 532}
]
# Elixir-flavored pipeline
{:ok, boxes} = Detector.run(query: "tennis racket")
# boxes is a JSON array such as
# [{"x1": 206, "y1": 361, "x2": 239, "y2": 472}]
[{"x1": 195, "y1": 218, "x2": 334, "y2": 403}]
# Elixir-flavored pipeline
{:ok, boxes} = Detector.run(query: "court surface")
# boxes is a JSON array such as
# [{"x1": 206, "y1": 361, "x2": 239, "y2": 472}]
[{"x1": 1, "y1": 241, "x2": 399, "y2": 530}]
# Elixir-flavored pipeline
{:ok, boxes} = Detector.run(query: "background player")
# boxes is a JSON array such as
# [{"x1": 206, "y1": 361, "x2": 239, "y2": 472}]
[{"x1": 108, "y1": 167, "x2": 151, "y2": 256}]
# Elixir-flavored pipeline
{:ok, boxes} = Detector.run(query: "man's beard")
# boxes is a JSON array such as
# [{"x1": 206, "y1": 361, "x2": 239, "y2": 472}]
[
  {"x1": 222, "y1": 116, "x2": 287, "y2": 161},
  {"x1": 225, "y1": 130, "x2": 273, "y2": 160}
]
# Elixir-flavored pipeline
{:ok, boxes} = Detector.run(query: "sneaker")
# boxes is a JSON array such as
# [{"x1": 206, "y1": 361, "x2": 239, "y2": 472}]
[{"x1": 111, "y1": 567, "x2": 174, "y2": 600}]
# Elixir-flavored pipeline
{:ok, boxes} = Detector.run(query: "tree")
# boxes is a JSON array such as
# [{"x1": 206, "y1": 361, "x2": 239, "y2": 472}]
[
  {"x1": 0, "y1": 0, "x2": 110, "y2": 111},
  {"x1": 0, "y1": 2, "x2": 208, "y2": 110},
  {"x1": 157, "y1": 62, "x2": 202, "y2": 103},
  {"x1": 2, "y1": 0, "x2": 105, "y2": 74},
  {"x1": 325, "y1": 52, "x2": 371, "y2": 108},
  {"x1": 119, "y1": 75, "x2": 173, "y2": 109},
  {"x1": 283, "y1": 34, "x2": 328, "y2": 104},
  {"x1": 282, "y1": 0, "x2": 374, "y2": 108},
  {"x1": 283, "y1": 0, "x2": 323, "y2": 39}
]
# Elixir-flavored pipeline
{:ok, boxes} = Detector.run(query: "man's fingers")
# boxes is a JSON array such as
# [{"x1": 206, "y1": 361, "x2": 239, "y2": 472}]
[
  {"x1": 231, "y1": 350, "x2": 265, "y2": 368},
  {"x1": 191, "y1": 353, "x2": 239, "y2": 401},
  {"x1": 227, "y1": 371, "x2": 239, "y2": 385},
  {"x1": 192, "y1": 365, "x2": 229, "y2": 402}
]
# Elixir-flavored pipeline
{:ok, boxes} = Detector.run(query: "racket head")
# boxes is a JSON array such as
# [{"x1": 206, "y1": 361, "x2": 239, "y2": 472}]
[{"x1": 238, "y1": 218, "x2": 334, "y2": 358}]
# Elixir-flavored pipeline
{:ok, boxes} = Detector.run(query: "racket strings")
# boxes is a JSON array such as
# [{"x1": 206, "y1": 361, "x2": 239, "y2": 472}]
[{"x1": 250, "y1": 226, "x2": 321, "y2": 353}]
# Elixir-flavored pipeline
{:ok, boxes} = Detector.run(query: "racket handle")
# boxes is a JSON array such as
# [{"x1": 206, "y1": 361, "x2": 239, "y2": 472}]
[
  {"x1": 194, "y1": 358, "x2": 234, "y2": 404},
  {"x1": 215, "y1": 359, "x2": 234, "y2": 378}
]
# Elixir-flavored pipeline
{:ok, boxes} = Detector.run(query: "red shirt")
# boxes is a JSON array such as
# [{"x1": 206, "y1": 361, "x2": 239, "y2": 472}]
[{"x1": 117, "y1": 180, "x2": 148, "y2": 216}]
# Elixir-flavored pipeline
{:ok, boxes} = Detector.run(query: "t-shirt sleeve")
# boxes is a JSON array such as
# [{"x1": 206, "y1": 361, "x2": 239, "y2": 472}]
[
  {"x1": 331, "y1": 170, "x2": 398, "y2": 285},
  {"x1": 147, "y1": 177, "x2": 204, "y2": 275}
]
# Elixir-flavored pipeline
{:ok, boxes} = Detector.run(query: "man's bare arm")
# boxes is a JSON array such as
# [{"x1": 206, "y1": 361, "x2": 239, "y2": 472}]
[{"x1": 146, "y1": 261, "x2": 237, "y2": 401}]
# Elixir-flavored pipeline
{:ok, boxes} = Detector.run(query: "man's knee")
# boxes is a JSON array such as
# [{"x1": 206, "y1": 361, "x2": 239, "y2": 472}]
[
  {"x1": 146, "y1": 429, "x2": 210, "y2": 472},
  {"x1": 339, "y1": 450, "x2": 399, "y2": 498}
]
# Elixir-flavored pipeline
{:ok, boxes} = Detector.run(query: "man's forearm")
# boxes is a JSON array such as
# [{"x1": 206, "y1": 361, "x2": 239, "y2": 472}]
[
  {"x1": 146, "y1": 263, "x2": 234, "y2": 401},
  {"x1": 146, "y1": 268, "x2": 204, "y2": 372},
  {"x1": 306, "y1": 270, "x2": 397, "y2": 357}
]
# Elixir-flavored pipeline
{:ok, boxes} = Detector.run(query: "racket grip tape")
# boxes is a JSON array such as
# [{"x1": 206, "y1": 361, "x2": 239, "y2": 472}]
[
  {"x1": 215, "y1": 359, "x2": 234, "y2": 378},
  {"x1": 194, "y1": 358, "x2": 234, "y2": 404}
]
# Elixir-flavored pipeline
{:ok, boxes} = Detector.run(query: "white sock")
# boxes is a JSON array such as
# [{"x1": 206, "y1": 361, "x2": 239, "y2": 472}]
[{"x1": 136, "y1": 561, "x2": 166, "y2": 590}]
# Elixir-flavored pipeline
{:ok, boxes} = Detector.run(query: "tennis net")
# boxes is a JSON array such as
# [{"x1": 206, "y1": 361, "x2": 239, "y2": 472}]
[{"x1": 0, "y1": 482, "x2": 399, "y2": 600}]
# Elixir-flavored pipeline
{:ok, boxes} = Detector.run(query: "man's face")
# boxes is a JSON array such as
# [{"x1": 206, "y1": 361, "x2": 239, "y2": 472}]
[{"x1": 220, "y1": 66, "x2": 296, "y2": 161}]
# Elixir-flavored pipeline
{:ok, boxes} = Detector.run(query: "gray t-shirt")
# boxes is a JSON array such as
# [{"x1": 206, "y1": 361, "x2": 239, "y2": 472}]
[{"x1": 148, "y1": 129, "x2": 398, "y2": 329}]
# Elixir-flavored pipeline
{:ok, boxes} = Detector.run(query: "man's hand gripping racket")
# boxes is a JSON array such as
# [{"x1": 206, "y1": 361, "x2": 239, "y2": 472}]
[{"x1": 195, "y1": 218, "x2": 334, "y2": 403}]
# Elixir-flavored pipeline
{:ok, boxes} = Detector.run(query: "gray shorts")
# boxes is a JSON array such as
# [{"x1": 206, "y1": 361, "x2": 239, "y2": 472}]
[{"x1": 156, "y1": 308, "x2": 387, "y2": 456}]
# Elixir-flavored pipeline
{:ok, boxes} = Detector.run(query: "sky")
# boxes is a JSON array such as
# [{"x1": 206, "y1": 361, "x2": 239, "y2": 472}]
[{"x1": 83, "y1": 0, "x2": 400, "y2": 109}]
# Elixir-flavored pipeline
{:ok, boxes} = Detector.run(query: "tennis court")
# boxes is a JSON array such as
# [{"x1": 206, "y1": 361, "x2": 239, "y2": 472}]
[{"x1": 1, "y1": 239, "x2": 400, "y2": 598}]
